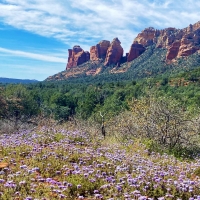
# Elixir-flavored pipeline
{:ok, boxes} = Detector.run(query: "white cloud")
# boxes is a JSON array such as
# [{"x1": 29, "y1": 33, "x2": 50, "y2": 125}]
[
  {"x1": 0, "y1": 47, "x2": 67, "y2": 63},
  {"x1": 0, "y1": 0, "x2": 199, "y2": 53}
]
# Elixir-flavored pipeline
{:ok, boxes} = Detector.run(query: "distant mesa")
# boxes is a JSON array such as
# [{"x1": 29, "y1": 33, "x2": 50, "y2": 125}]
[{"x1": 66, "y1": 21, "x2": 200, "y2": 70}]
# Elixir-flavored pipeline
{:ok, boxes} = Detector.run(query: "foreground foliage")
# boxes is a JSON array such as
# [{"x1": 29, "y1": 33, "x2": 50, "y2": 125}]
[
  {"x1": 0, "y1": 125, "x2": 200, "y2": 199},
  {"x1": 128, "y1": 96, "x2": 200, "y2": 158}
]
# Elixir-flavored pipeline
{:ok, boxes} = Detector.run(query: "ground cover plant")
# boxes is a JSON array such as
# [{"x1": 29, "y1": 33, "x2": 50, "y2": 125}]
[
  {"x1": 0, "y1": 124, "x2": 200, "y2": 200},
  {"x1": 2, "y1": 67, "x2": 200, "y2": 199}
]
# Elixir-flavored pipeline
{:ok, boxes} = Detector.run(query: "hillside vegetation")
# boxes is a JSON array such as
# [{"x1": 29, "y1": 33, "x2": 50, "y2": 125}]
[
  {"x1": 2, "y1": 66, "x2": 200, "y2": 157},
  {"x1": 46, "y1": 45, "x2": 200, "y2": 82},
  {"x1": 2, "y1": 63, "x2": 200, "y2": 199}
]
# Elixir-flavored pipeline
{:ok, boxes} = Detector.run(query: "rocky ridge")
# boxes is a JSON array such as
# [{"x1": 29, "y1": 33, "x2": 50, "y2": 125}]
[
  {"x1": 67, "y1": 46, "x2": 90, "y2": 69},
  {"x1": 66, "y1": 21, "x2": 200, "y2": 70},
  {"x1": 134, "y1": 21, "x2": 200, "y2": 61}
]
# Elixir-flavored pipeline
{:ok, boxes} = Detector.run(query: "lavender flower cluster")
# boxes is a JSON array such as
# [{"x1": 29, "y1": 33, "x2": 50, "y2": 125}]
[{"x1": 0, "y1": 127, "x2": 200, "y2": 199}]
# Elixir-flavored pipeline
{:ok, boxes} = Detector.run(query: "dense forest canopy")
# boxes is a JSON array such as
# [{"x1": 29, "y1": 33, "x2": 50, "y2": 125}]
[{"x1": 1, "y1": 65, "x2": 200, "y2": 123}]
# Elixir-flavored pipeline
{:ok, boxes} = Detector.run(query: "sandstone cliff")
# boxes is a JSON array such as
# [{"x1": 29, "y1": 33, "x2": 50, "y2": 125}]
[
  {"x1": 90, "y1": 40, "x2": 110, "y2": 61},
  {"x1": 127, "y1": 42, "x2": 146, "y2": 62},
  {"x1": 66, "y1": 46, "x2": 90, "y2": 69},
  {"x1": 65, "y1": 21, "x2": 200, "y2": 70},
  {"x1": 104, "y1": 38, "x2": 124, "y2": 66},
  {"x1": 134, "y1": 21, "x2": 200, "y2": 61}
]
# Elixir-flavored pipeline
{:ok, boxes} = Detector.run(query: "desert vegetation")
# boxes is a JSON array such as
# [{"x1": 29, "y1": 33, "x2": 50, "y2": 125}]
[
  {"x1": 0, "y1": 120, "x2": 200, "y2": 199},
  {"x1": 1, "y1": 66, "x2": 200, "y2": 199}
]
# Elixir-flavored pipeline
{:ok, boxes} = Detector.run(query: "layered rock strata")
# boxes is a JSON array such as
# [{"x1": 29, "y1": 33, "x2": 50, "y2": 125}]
[
  {"x1": 134, "y1": 21, "x2": 200, "y2": 60},
  {"x1": 66, "y1": 21, "x2": 200, "y2": 70}
]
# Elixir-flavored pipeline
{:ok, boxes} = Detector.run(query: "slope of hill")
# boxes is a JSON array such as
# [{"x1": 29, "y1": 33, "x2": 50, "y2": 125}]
[
  {"x1": 0, "y1": 77, "x2": 39, "y2": 84},
  {"x1": 46, "y1": 45, "x2": 200, "y2": 83},
  {"x1": 46, "y1": 20, "x2": 200, "y2": 82}
]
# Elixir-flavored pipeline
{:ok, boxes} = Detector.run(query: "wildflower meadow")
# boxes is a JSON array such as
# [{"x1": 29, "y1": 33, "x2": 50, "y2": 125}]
[{"x1": 0, "y1": 125, "x2": 200, "y2": 200}]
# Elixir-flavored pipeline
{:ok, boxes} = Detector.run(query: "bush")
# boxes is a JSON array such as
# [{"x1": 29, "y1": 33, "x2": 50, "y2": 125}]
[{"x1": 128, "y1": 96, "x2": 200, "y2": 158}]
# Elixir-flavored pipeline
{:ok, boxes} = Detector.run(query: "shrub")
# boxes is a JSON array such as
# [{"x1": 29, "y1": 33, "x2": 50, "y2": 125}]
[{"x1": 128, "y1": 96, "x2": 200, "y2": 158}]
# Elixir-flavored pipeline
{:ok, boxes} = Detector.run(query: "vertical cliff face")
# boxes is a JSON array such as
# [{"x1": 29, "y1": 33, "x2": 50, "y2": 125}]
[
  {"x1": 177, "y1": 32, "x2": 200, "y2": 57},
  {"x1": 133, "y1": 22, "x2": 200, "y2": 61},
  {"x1": 90, "y1": 46, "x2": 98, "y2": 61},
  {"x1": 90, "y1": 40, "x2": 110, "y2": 61},
  {"x1": 127, "y1": 42, "x2": 146, "y2": 62},
  {"x1": 66, "y1": 46, "x2": 90, "y2": 69},
  {"x1": 65, "y1": 21, "x2": 200, "y2": 70},
  {"x1": 166, "y1": 41, "x2": 181, "y2": 60},
  {"x1": 104, "y1": 38, "x2": 124, "y2": 66}
]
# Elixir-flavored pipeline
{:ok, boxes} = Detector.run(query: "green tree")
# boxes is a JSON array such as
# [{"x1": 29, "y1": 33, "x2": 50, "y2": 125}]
[{"x1": 2, "y1": 84, "x2": 40, "y2": 131}]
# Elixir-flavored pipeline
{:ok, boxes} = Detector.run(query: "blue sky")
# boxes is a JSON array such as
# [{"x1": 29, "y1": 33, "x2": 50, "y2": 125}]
[{"x1": 0, "y1": 0, "x2": 200, "y2": 81}]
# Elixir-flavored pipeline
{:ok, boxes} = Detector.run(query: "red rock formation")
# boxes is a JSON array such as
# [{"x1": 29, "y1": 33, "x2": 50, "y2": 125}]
[
  {"x1": 90, "y1": 40, "x2": 110, "y2": 61},
  {"x1": 133, "y1": 21, "x2": 200, "y2": 60},
  {"x1": 156, "y1": 28, "x2": 184, "y2": 48},
  {"x1": 104, "y1": 38, "x2": 123, "y2": 66},
  {"x1": 90, "y1": 46, "x2": 98, "y2": 61},
  {"x1": 134, "y1": 27, "x2": 183, "y2": 49},
  {"x1": 127, "y1": 42, "x2": 146, "y2": 62},
  {"x1": 177, "y1": 33, "x2": 199, "y2": 57},
  {"x1": 66, "y1": 46, "x2": 90, "y2": 69},
  {"x1": 183, "y1": 21, "x2": 200, "y2": 33},
  {"x1": 66, "y1": 21, "x2": 200, "y2": 70},
  {"x1": 166, "y1": 41, "x2": 181, "y2": 60},
  {"x1": 134, "y1": 27, "x2": 160, "y2": 47}
]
